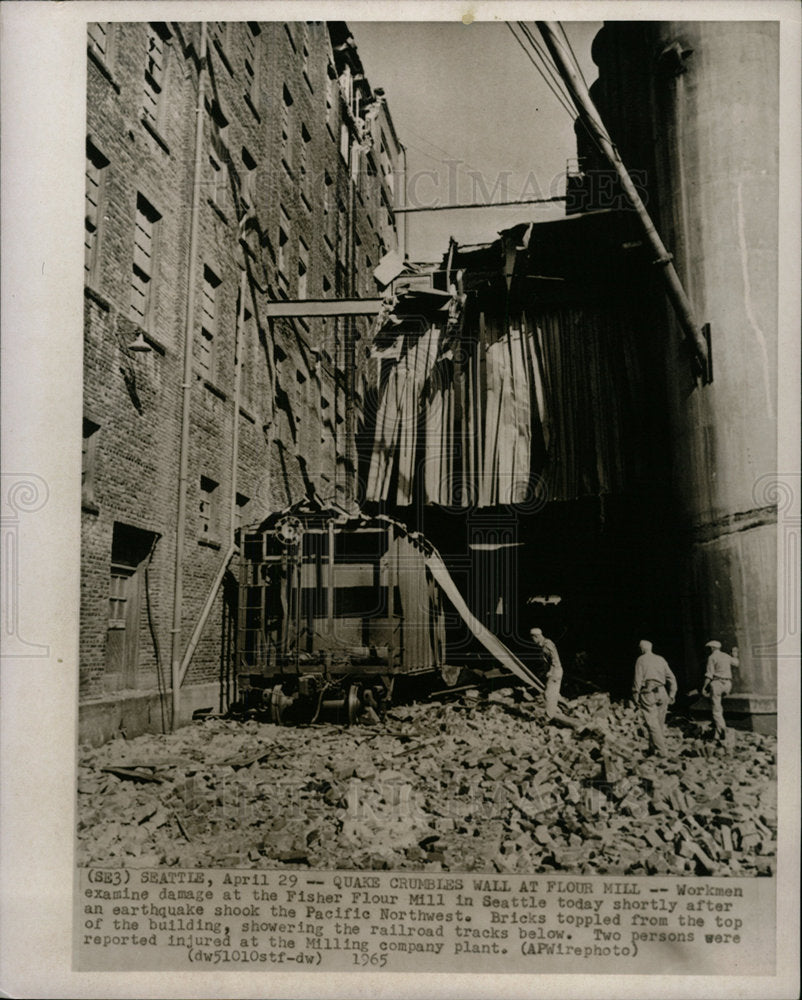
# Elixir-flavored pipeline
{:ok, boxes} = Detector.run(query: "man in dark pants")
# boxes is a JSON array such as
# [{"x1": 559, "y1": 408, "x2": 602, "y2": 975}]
[{"x1": 632, "y1": 639, "x2": 678, "y2": 756}]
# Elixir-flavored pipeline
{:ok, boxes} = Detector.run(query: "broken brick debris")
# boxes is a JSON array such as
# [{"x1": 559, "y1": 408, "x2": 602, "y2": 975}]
[{"x1": 77, "y1": 691, "x2": 776, "y2": 875}]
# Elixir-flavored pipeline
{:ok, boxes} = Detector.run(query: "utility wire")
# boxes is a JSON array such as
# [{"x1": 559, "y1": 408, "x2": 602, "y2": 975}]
[
  {"x1": 517, "y1": 22, "x2": 577, "y2": 117},
  {"x1": 515, "y1": 21, "x2": 608, "y2": 163},
  {"x1": 403, "y1": 119, "x2": 562, "y2": 209},
  {"x1": 401, "y1": 124, "x2": 485, "y2": 178},
  {"x1": 394, "y1": 195, "x2": 566, "y2": 214},
  {"x1": 506, "y1": 23, "x2": 577, "y2": 122},
  {"x1": 558, "y1": 21, "x2": 590, "y2": 91},
  {"x1": 520, "y1": 20, "x2": 608, "y2": 155},
  {"x1": 403, "y1": 139, "x2": 476, "y2": 174},
  {"x1": 540, "y1": 22, "x2": 609, "y2": 143}
]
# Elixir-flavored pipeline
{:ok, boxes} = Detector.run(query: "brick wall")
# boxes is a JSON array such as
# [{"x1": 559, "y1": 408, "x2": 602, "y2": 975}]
[{"x1": 81, "y1": 19, "x2": 400, "y2": 734}]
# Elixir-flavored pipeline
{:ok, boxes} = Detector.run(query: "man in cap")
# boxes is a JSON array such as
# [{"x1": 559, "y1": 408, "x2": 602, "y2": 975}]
[
  {"x1": 702, "y1": 640, "x2": 739, "y2": 742},
  {"x1": 529, "y1": 627, "x2": 563, "y2": 721},
  {"x1": 632, "y1": 639, "x2": 678, "y2": 756}
]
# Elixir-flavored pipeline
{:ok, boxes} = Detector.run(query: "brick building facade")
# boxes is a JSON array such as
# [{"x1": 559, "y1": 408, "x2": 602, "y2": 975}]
[{"x1": 81, "y1": 20, "x2": 401, "y2": 744}]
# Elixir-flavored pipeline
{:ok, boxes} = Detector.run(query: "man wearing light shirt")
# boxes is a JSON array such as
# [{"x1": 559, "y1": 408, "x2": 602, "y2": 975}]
[
  {"x1": 632, "y1": 639, "x2": 678, "y2": 756},
  {"x1": 702, "y1": 639, "x2": 739, "y2": 742},
  {"x1": 529, "y1": 627, "x2": 563, "y2": 720}
]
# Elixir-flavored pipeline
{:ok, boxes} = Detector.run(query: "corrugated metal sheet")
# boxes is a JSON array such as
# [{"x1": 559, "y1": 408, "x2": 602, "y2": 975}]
[{"x1": 362, "y1": 296, "x2": 650, "y2": 507}]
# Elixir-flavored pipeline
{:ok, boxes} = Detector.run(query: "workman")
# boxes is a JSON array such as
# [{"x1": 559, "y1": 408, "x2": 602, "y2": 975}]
[
  {"x1": 702, "y1": 640, "x2": 739, "y2": 743},
  {"x1": 632, "y1": 639, "x2": 677, "y2": 756},
  {"x1": 529, "y1": 627, "x2": 563, "y2": 720}
]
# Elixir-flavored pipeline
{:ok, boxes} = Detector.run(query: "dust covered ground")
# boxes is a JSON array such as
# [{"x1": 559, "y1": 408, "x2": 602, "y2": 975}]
[{"x1": 77, "y1": 690, "x2": 776, "y2": 876}]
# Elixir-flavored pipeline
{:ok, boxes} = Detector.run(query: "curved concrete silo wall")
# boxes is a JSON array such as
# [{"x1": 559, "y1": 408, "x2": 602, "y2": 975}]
[{"x1": 590, "y1": 21, "x2": 779, "y2": 724}]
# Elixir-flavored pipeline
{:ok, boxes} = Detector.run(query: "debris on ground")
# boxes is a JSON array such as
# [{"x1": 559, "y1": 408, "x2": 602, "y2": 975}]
[{"x1": 76, "y1": 690, "x2": 776, "y2": 875}]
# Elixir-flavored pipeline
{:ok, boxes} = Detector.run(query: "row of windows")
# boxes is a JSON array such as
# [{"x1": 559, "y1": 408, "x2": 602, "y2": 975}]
[
  {"x1": 89, "y1": 19, "x2": 392, "y2": 204},
  {"x1": 88, "y1": 20, "x2": 393, "y2": 254},
  {"x1": 85, "y1": 136, "x2": 341, "y2": 382},
  {"x1": 89, "y1": 21, "x2": 263, "y2": 127},
  {"x1": 86, "y1": 115, "x2": 358, "y2": 324},
  {"x1": 89, "y1": 21, "x2": 333, "y2": 139},
  {"x1": 83, "y1": 424, "x2": 252, "y2": 544}
]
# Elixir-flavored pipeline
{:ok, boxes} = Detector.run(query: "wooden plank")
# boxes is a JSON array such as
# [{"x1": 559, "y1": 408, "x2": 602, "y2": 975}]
[
  {"x1": 483, "y1": 337, "x2": 505, "y2": 506},
  {"x1": 496, "y1": 333, "x2": 514, "y2": 502},
  {"x1": 511, "y1": 324, "x2": 532, "y2": 500},
  {"x1": 479, "y1": 314, "x2": 496, "y2": 506},
  {"x1": 475, "y1": 312, "x2": 487, "y2": 504},
  {"x1": 379, "y1": 351, "x2": 406, "y2": 500},
  {"x1": 424, "y1": 548, "x2": 542, "y2": 691}
]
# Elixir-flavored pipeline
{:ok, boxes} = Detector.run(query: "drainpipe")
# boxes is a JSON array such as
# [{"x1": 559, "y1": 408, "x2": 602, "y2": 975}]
[
  {"x1": 399, "y1": 143, "x2": 409, "y2": 261},
  {"x1": 537, "y1": 21, "x2": 711, "y2": 382},
  {"x1": 176, "y1": 269, "x2": 245, "y2": 691},
  {"x1": 170, "y1": 21, "x2": 207, "y2": 731},
  {"x1": 229, "y1": 270, "x2": 246, "y2": 539},
  {"x1": 345, "y1": 131, "x2": 359, "y2": 499}
]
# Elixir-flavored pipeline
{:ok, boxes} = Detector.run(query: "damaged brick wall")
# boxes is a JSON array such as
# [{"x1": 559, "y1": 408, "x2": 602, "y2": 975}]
[{"x1": 81, "y1": 20, "x2": 399, "y2": 734}]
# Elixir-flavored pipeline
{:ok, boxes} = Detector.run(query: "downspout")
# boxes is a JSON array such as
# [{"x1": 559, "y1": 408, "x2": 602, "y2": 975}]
[
  {"x1": 536, "y1": 21, "x2": 711, "y2": 382},
  {"x1": 176, "y1": 269, "x2": 245, "y2": 690},
  {"x1": 399, "y1": 143, "x2": 409, "y2": 261},
  {"x1": 170, "y1": 21, "x2": 207, "y2": 731},
  {"x1": 229, "y1": 270, "x2": 246, "y2": 540},
  {"x1": 345, "y1": 130, "x2": 359, "y2": 499}
]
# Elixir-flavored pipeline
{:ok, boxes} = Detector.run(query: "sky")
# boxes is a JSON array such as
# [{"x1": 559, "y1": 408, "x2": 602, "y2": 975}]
[{"x1": 349, "y1": 20, "x2": 602, "y2": 261}]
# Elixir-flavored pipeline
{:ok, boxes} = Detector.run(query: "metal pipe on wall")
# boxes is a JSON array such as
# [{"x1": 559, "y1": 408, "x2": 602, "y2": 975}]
[
  {"x1": 399, "y1": 143, "x2": 409, "y2": 260},
  {"x1": 229, "y1": 270, "x2": 246, "y2": 540},
  {"x1": 176, "y1": 270, "x2": 246, "y2": 691},
  {"x1": 170, "y1": 21, "x2": 208, "y2": 731},
  {"x1": 345, "y1": 130, "x2": 359, "y2": 500}
]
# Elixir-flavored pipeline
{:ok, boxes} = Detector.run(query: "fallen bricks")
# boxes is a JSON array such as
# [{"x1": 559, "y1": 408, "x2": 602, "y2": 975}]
[{"x1": 76, "y1": 689, "x2": 777, "y2": 876}]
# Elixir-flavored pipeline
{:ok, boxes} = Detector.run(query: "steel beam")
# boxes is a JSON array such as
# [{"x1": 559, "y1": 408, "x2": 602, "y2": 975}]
[{"x1": 265, "y1": 298, "x2": 385, "y2": 318}]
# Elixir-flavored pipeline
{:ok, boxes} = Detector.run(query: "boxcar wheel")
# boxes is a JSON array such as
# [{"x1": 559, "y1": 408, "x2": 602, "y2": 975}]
[
  {"x1": 346, "y1": 684, "x2": 362, "y2": 726},
  {"x1": 269, "y1": 684, "x2": 289, "y2": 725}
]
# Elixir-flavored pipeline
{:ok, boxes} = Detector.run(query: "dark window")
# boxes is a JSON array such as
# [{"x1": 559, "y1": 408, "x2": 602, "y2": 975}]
[
  {"x1": 299, "y1": 123, "x2": 312, "y2": 196},
  {"x1": 85, "y1": 139, "x2": 109, "y2": 285},
  {"x1": 88, "y1": 22, "x2": 114, "y2": 66},
  {"x1": 211, "y1": 22, "x2": 233, "y2": 70},
  {"x1": 298, "y1": 239, "x2": 309, "y2": 299},
  {"x1": 281, "y1": 86, "x2": 294, "y2": 172},
  {"x1": 196, "y1": 265, "x2": 221, "y2": 376},
  {"x1": 143, "y1": 24, "x2": 168, "y2": 128},
  {"x1": 199, "y1": 475, "x2": 220, "y2": 542},
  {"x1": 241, "y1": 146, "x2": 257, "y2": 212},
  {"x1": 105, "y1": 522, "x2": 156, "y2": 691},
  {"x1": 130, "y1": 193, "x2": 161, "y2": 327},
  {"x1": 207, "y1": 100, "x2": 230, "y2": 215},
  {"x1": 277, "y1": 217, "x2": 289, "y2": 289},
  {"x1": 243, "y1": 23, "x2": 262, "y2": 109},
  {"x1": 337, "y1": 200, "x2": 347, "y2": 265},
  {"x1": 82, "y1": 418, "x2": 100, "y2": 508},
  {"x1": 235, "y1": 492, "x2": 251, "y2": 535}
]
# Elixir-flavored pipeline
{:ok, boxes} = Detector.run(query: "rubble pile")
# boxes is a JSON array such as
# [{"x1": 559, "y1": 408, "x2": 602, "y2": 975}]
[{"x1": 77, "y1": 690, "x2": 776, "y2": 875}]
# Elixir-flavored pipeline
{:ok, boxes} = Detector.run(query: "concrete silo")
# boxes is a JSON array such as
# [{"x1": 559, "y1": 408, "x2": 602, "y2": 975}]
[{"x1": 581, "y1": 21, "x2": 779, "y2": 728}]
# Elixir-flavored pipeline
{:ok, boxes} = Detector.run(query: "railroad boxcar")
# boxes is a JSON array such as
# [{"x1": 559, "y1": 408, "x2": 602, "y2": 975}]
[{"x1": 236, "y1": 510, "x2": 452, "y2": 724}]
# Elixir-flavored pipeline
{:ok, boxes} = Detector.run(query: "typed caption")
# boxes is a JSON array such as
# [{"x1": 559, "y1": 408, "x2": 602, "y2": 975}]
[{"x1": 75, "y1": 869, "x2": 774, "y2": 974}]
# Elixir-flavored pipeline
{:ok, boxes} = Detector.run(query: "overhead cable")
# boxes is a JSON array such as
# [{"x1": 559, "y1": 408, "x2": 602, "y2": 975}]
[
  {"x1": 506, "y1": 22, "x2": 577, "y2": 122},
  {"x1": 515, "y1": 21, "x2": 607, "y2": 161},
  {"x1": 517, "y1": 22, "x2": 577, "y2": 116}
]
